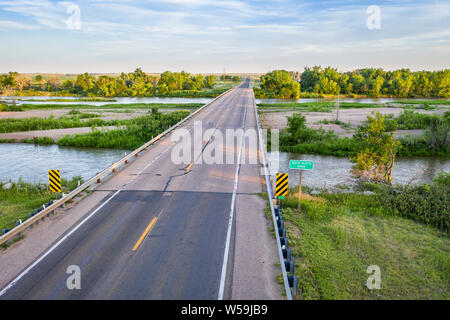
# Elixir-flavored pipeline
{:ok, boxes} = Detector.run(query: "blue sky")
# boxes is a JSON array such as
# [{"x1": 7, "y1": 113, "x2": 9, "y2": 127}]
[{"x1": 0, "y1": 0, "x2": 449, "y2": 73}]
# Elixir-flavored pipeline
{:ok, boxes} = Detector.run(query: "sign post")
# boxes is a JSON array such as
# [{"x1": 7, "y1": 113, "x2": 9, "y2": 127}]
[{"x1": 289, "y1": 160, "x2": 314, "y2": 212}]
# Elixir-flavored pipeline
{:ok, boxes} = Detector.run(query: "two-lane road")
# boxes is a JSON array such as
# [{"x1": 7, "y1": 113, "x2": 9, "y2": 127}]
[{"x1": 0, "y1": 79, "x2": 281, "y2": 299}]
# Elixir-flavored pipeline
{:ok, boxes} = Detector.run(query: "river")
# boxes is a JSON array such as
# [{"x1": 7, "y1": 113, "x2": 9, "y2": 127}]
[
  {"x1": 0, "y1": 143, "x2": 127, "y2": 184},
  {"x1": 268, "y1": 152, "x2": 449, "y2": 189},
  {"x1": 3, "y1": 96, "x2": 447, "y2": 107},
  {"x1": 1, "y1": 142, "x2": 447, "y2": 187}
]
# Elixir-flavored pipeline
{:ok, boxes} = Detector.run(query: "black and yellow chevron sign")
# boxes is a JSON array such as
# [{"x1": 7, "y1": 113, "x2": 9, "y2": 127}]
[
  {"x1": 275, "y1": 173, "x2": 288, "y2": 197},
  {"x1": 48, "y1": 170, "x2": 62, "y2": 193}
]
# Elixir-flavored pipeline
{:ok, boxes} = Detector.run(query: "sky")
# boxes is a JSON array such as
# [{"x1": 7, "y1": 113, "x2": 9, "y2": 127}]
[{"x1": 0, "y1": 0, "x2": 449, "y2": 73}]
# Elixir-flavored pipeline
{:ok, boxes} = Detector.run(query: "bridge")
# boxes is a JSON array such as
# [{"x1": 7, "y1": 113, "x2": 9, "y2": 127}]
[{"x1": 0, "y1": 79, "x2": 292, "y2": 299}]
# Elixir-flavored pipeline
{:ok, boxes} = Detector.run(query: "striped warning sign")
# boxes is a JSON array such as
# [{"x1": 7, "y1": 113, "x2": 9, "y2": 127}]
[
  {"x1": 275, "y1": 173, "x2": 288, "y2": 197},
  {"x1": 48, "y1": 170, "x2": 62, "y2": 193}
]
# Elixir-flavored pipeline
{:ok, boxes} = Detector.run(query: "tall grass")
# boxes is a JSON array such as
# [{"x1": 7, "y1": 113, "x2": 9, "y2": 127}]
[
  {"x1": 0, "y1": 115, "x2": 126, "y2": 133},
  {"x1": 58, "y1": 110, "x2": 190, "y2": 149},
  {"x1": 0, "y1": 176, "x2": 84, "y2": 232},
  {"x1": 18, "y1": 102, "x2": 203, "y2": 110}
]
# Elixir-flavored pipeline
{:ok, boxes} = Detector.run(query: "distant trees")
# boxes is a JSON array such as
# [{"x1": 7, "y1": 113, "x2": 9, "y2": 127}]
[
  {"x1": 0, "y1": 72, "x2": 17, "y2": 90},
  {"x1": 204, "y1": 75, "x2": 215, "y2": 88},
  {"x1": 300, "y1": 66, "x2": 450, "y2": 98},
  {"x1": 0, "y1": 69, "x2": 220, "y2": 97},
  {"x1": 259, "y1": 70, "x2": 300, "y2": 99},
  {"x1": 2, "y1": 66, "x2": 447, "y2": 99}
]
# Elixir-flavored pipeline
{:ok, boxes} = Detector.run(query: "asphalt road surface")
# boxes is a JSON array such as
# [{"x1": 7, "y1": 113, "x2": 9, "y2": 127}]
[{"x1": 0, "y1": 79, "x2": 278, "y2": 300}]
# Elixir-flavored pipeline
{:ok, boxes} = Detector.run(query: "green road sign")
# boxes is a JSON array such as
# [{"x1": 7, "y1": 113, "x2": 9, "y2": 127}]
[
  {"x1": 289, "y1": 160, "x2": 314, "y2": 170},
  {"x1": 277, "y1": 196, "x2": 285, "y2": 200}
]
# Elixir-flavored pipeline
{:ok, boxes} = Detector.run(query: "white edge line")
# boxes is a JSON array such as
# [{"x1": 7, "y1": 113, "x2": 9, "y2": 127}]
[
  {"x1": 218, "y1": 86, "x2": 247, "y2": 300},
  {"x1": 0, "y1": 89, "x2": 232, "y2": 297},
  {"x1": 0, "y1": 189, "x2": 122, "y2": 297},
  {"x1": 253, "y1": 91, "x2": 292, "y2": 300}
]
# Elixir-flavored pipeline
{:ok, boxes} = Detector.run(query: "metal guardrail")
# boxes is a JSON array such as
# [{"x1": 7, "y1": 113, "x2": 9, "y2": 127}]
[
  {"x1": 0, "y1": 87, "x2": 236, "y2": 247},
  {"x1": 252, "y1": 90, "x2": 294, "y2": 300}
]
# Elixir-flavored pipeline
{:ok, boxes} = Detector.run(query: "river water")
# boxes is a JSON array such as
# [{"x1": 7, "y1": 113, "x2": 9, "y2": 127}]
[
  {"x1": 3, "y1": 96, "x2": 447, "y2": 107},
  {"x1": 1, "y1": 142, "x2": 448, "y2": 187},
  {"x1": 0, "y1": 143, "x2": 127, "y2": 184},
  {"x1": 268, "y1": 152, "x2": 449, "y2": 189},
  {"x1": 1, "y1": 96, "x2": 448, "y2": 186}
]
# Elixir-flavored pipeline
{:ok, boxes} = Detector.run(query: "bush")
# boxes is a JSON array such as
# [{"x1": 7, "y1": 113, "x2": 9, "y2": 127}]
[
  {"x1": 0, "y1": 104, "x2": 24, "y2": 112},
  {"x1": 22, "y1": 137, "x2": 54, "y2": 145},
  {"x1": 377, "y1": 183, "x2": 449, "y2": 232},
  {"x1": 58, "y1": 110, "x2": 189, "y2": 149}
]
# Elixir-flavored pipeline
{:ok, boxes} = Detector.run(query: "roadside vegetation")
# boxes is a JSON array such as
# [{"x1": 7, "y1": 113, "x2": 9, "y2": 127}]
[
  {"x1": 0, "y1": 177, "x2": 83, "y2": 234},
  {"x1": 266, "y1": 147, "x2": 449, "y2": 299},
  {"x1": 277, "y1": 174, "x2": 449, "y2": 299}
]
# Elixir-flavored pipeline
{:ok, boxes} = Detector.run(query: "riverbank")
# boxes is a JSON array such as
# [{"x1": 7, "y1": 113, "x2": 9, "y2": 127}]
[
  {"x1": 260, "y1": 103, "x2": 449, "y2": 158},
  {"x1": 265, "y1": 174, "x2": 449, "y2": 299}
]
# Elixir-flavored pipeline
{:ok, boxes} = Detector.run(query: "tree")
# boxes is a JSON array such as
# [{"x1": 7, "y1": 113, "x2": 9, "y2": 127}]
[
  {"x1": 34, "y1": 74, "x2": 43, "y2": 83},
  {"x1": 46, "y1": 76, "x2": 61, "y2": 91},
  {"x1": 352, "y1": 112, "x2": 401, "y2": 184},
  {"x1": 14, "y1": 74, "x2": 30, "y2": 91},
  {"x1": 260, "y1": 70, "x2": 300, "y2": 99},
  {"x1": 75, "y1": 73, "x2": 96, "y2": 93},
  {"x1": 204, "y1": 75, "x2": 215, "y2": 88}
]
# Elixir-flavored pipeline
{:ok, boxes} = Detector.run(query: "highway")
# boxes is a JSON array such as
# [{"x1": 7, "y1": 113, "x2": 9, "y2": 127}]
[{"x1": 0, "y1": 79, "x2": 281, "y2": 300}]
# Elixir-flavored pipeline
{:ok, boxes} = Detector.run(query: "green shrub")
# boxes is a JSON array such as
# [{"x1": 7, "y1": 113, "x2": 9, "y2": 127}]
[
  {"x1": 0, "y1": 104, "x2": 24, "y2": 112},
  {"x1": 22, "y1": 137, "x2": 54, "y2": 145},
  {"x1": 57, "y1": 110, "x2": 189, "y2": 149},
  {"x1": 377, "y1": 183, "x2": 449, "y2": 232}
]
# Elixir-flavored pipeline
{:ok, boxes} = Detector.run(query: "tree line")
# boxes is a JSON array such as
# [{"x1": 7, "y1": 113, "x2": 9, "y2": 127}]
[
  {"x1": 255, "y1": 67, "x2": 450, "y2": 99},
  {"x1": 0, "y1": 69, "x2": 242, "y2": 97}
]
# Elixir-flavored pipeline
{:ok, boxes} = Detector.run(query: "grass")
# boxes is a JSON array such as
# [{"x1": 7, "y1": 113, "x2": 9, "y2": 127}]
[
  {"x1": 22, "y1": 137, "x2": 54, "y2": 145},
  {"x1": 315, "y1": 118, "x2": 353, "y2": 129},
  {"x1": 384, "y1": 110, "x2": 450, "y2": 130},
  {"x1": 0, "y1": 115, "x2": 125, "y2": 133},
  {"x1": 57, "y1": 110, "x2": 190, "y2": 149},
  {"x1": 0, "y1": 177, "x2": 83, "y2": 233},
  {"x1": 276, "y1": 111, "x2": 449, "y2": 158},
  {"x1": 22, "y1": 98, "x2": 117, "y2": 102},
  {"x1": 258, "y1": 102, "x2": 388, "y2": 113},
  {"x1": 0, "y1": 104, "x2": 24, "y2": 112},
  {"x1": 273, "y1": 184, "x2": 449, "y2": 299},
  {"x1": 394, "y1": 100, "x2": 450, "y2": 105}
]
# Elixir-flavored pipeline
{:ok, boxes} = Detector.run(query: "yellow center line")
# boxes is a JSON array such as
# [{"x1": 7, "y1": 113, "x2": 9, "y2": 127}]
[
  {"x1": 132, "y1": 217, "x2": 158, "y2": 251},
  {"x1": 185, "y1": 161, "x2": 194, "y2": 173}
]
